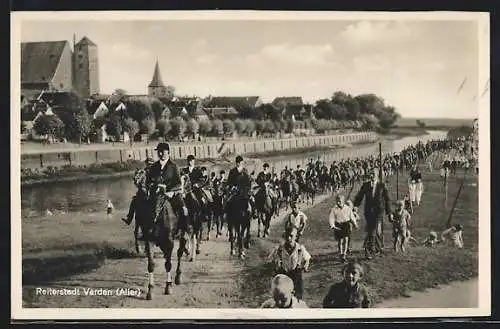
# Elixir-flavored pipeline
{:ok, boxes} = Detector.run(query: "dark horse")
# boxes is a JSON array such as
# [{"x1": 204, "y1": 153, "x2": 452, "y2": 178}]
[
  {"x1": 254, "y1": 183, "x2": 276, "y2": 238},
  {"x1": 303, "y1": 174, "x2": 318, "y2": 205},
  {"x1": 135, "y1": 186, "x2": 190, "y2": 300},
  {"x1": 279, "y1": 175, "x2": 299, "y2": 211},
  {"x1": 225, "y1": 172, "x2": 253, "y2": 259},
  {"x1": 180, "y1": 174, "x2": 214, "y2": 262}
]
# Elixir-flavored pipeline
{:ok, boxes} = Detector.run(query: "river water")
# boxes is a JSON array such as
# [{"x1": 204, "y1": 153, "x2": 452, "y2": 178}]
[{"x1": 21, "y1": 131, "x2": 447, "y2": 218}]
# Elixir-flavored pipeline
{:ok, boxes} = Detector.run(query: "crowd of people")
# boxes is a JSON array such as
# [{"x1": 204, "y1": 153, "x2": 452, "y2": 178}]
[{"x1": 116, "y1": 134, "x2": 472, "y2": 308}]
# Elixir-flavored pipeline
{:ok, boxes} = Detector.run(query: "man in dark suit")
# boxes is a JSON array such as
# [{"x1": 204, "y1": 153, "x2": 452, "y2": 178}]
[
  {"x1": 353, "y1": 168, "x2": 393, "y2": 259},
  {"x1": 146, "y1": 142, "x2": 187, "y2": 236}
]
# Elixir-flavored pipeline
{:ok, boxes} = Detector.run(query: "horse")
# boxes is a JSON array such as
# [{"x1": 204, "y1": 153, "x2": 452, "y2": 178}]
[
  {"x1": 254, "y1": 183, "x2": 276, "y2": 238},
  {"x1": 303, "y1": 173, "x2": 318, "y2": 205},
  {"x1": 279, "y1": 175, "x2": 294, "y2": 211},
  {"x1": 180, "y1": 174, "x2": 213, "y2": 262},
  {"x1": 225, "y1": 173, "x2": 253, "y2": 259},
  {"x1": 136, "y1": 185, "x2": 189, "y2": 300},
  {"x1": 211, "y1": 182, "x2": 226, "y2": 239}
]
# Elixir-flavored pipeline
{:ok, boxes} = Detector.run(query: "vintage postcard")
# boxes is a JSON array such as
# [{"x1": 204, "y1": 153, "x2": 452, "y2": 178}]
[{"x1": 11, "y1": 10, "x2": 490, "y2": 320}]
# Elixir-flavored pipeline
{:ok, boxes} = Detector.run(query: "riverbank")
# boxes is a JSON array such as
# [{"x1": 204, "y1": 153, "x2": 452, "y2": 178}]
[{"x1": 20, "y1": 142, "x2": 363, "y2": 187}]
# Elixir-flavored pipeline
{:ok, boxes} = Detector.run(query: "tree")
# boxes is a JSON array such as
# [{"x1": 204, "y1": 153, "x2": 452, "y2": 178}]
[
  {"x1": 165, "y1": 85, "x2": 176, "y2": 100},
  {"x1": 140, "y1": 116, "x2": 156, "y2": 142},
  {"x1": 199, "y1": 119, "x2": 213, "y2": 136},
  {"x1": 222, "y1": 119, "x2": 235, "y2": 136},
  {"x1": 74, "y1": 108, "x2": 92, "y2": 144},
  {"x1": 261, "y1": 103, "x2": 281, "y2": 121},
  {"x1": 234, "y1": 119, "x2": 246, "y2": 135},
  {"x1": 157, "y1": 119, "x2": 171, "y2": 138},
  {"x1": 360, "y1": 113, "x2": 379, "y2": 130},
  {"x1": 255, "y1": 120, "x2": 266, "y2": 135},
  {"x1": 170, "y1": 117, "x2": 186, "y2": 139},
  {"x1": 114, "y1": 88, "x2": 128, "y2": 97},
  {"x1": 122, "y1": 118, "x2": 140, "y2": 146},
  {"x1": 378, "y1": 106, "x2": 400, "y2": 129},
  {"x1": 263, "y1": 120, "x2": 276, "y2": 134},
  {"x1": 211, "y1": 119, "x2": 223, "y2": 137},
  {"x1": 186, "y1": 118, "x2": 200, "y2": 138},
  {"x1": 126, "y1": 97, "x2": 154, "y2": 123},
  {"x1": 105, "y1": 113, "x2": 123, "y2": 141},
  {"x1": 151, "y1": 98, "x2": 166, "y2": 121},
  {"x1": 33, "y1": 114, "x2": 65, "y2": 143},
  {"x1": 244, "y1": 119, "x2": 256, "y2": 136}
]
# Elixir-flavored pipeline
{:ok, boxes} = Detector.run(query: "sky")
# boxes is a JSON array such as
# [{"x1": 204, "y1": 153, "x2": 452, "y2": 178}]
[{"x1": 20, "y1": 19, "x2": 482, "y2": 119}]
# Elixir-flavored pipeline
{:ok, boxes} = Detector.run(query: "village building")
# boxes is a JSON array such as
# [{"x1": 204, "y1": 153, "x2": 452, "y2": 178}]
[
  {"x1": 271, "y1": 96, "x2": 312, "y2": 120},
  {"x1": 203, "y1": 96, "x2": 262, "y2": 119}
]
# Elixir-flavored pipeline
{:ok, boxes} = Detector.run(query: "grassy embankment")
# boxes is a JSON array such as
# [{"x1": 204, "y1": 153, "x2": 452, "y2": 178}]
[{"x1": 238, "y1": 152, "x2": 478, "y2": 307}]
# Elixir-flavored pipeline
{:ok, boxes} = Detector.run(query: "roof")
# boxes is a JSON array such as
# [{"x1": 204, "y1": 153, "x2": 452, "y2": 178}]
[
  {"x1": 204, "y1": 107, "x2": 239, "y2": 116},
  {"x1": 21, "y1": 40, "x2": 69, "y2": 84},
  {"x1": 39, "y1": 91, "x2": 84, "y2": 112},
  {"x1": 205, "y1": 96, "x2": 260, "y2": 109},
  {"x1": 272, "y1": 97, "x2": 304, "y2": 108},
  {"x1": 148, "y1": 61, "x2": 165, "y2": 88},
  {"x1": 75, "y1": 36, "x2": 97, "y2": 47}
]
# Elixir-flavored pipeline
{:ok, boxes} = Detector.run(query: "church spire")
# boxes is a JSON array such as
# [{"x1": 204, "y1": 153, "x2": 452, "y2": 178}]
[{"x1": 148, "y1": 60, "x2": 165, "y2": 88}]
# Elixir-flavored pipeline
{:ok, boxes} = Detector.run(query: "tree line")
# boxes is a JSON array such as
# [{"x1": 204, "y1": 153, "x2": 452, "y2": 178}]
[{"x1": 28, "y1": 90, "x2": 401, "y2": 144}]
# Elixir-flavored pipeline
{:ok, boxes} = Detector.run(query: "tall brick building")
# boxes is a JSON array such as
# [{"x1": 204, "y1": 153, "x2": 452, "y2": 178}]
[{"x1": 21, "y1": 35, "x2": 100, "y2": 100}]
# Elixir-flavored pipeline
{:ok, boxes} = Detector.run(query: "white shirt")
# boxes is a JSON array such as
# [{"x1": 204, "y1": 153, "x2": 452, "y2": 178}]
[
  {"x1": 285, "y1": 211, "x2": 308, "y2": 234},
  {"x1": 159, "y1": 159, "x2": 167, "y2": 169},
  {"x1": 269, "y1": 242, "x2": 311, "y2": 272},
  {"x1": 329, "y1": 204, "x2": 353, "y2": 228}
]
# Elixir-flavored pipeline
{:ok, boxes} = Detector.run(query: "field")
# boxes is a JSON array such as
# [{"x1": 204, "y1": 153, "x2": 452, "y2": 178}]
[{"x1": 20, "y1": 152, "x2": 478, "y2": 308}]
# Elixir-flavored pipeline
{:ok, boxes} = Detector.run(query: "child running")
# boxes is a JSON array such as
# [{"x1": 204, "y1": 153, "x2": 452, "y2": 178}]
[
  {"x1": 268, "y1": 226, "x2": 311, "y2": 300},
  {"x1": 389, "y1": 200, "x2": 412, "y2": 252},
  {"x1": 106, "y1": 199, "x2": 114, "y2": 219},
  {"x1": 322, "y1": 261, "x2": 371, "y2": 308},
  {"x1": 329, "y1": 194, "x2": 356, "y2": 263}
]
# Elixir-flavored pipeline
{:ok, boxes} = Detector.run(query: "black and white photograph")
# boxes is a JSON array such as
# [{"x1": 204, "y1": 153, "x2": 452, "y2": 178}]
[{"x1": 11, "y1": 11, "x2": 490, "y2": 320}]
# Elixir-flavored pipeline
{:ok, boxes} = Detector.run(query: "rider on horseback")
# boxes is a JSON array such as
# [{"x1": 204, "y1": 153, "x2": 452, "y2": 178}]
[
  {"x1": 226, "y1": 156, "x2": 251, "y2": 211},
  {"x1": 185, "y1": 155, "x2": 213, "y2": 206},
  {"x1": 256, "y1": 163, "x2": 278, "y2": 201},
  {"x1": 146, "y1": 142, "x2": 188, "y2": 239}
]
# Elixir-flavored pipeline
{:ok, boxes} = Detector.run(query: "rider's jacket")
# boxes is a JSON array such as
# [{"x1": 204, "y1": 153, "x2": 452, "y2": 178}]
[
  {"x1": 227, "y1": 166, "x2": 246, "y2": 190},
  {"x1": 256, "y1": 171, "x2": 272, "y2": 187},
  {"x1": 147, "y1": 159, "x2": 182, "y2": 194},
  {"x1": 185, "y1": 166, "x2": 204, "y2": 186}
]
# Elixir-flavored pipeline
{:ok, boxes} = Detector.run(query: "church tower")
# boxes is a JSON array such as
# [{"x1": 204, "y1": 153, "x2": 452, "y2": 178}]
[
  {"x1": 73, "y1": 36, "x2": 100, "y2": 98},
  {"x1": 148, "y1": 60, "x2": 167, "y2": 97}
]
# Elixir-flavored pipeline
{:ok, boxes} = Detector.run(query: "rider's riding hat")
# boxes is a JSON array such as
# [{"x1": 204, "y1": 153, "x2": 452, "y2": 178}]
[
  {"x1": 155, "y1": 142, "x2": 170, "y2": 152},
  {"x1": 187, "y1": 154, "x2": 195, "y2": 162},
  {"x1": 263, "y1": 163, "x2": 270, "y2": 168},
  {"x1": 236, "y1": 155, "x2": 243, "y2": 163}
]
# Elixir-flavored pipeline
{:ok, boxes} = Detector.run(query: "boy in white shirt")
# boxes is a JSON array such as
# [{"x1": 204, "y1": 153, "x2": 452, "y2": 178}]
[
  {"x1": 269, "y1": 226, "x2": 311, "y2": 300},
  {"x1": 260, "y1": 274, "x2": 308, "y2": 308},
  {"x1": 284, "y1": 202, "x2": 308, "y2": 242},
  {"x1": 329, "y1": 195, "x2": 356, "y2": 263}
]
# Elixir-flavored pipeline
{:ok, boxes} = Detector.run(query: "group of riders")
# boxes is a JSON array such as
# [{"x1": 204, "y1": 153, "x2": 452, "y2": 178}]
[{"x1": 120, "y1": 137, "x2": 468, "y2": 254}]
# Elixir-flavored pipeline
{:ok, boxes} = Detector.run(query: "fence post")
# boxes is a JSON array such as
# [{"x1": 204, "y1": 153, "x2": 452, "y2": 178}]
[
  {"x1": 39, "y1": 154, "x2": 43, "y2": 168},
  {"x1": 95, "y1": 151, "x2": 98, "y2": 164},
  {"x1": 119, "y1": 150, "x2": 123, "y2": 163}
]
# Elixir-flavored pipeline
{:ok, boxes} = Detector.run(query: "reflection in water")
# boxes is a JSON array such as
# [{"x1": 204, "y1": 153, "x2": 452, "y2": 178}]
[{"x1": 21, "y1": 131, "x2": 446, "y2": 218}]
